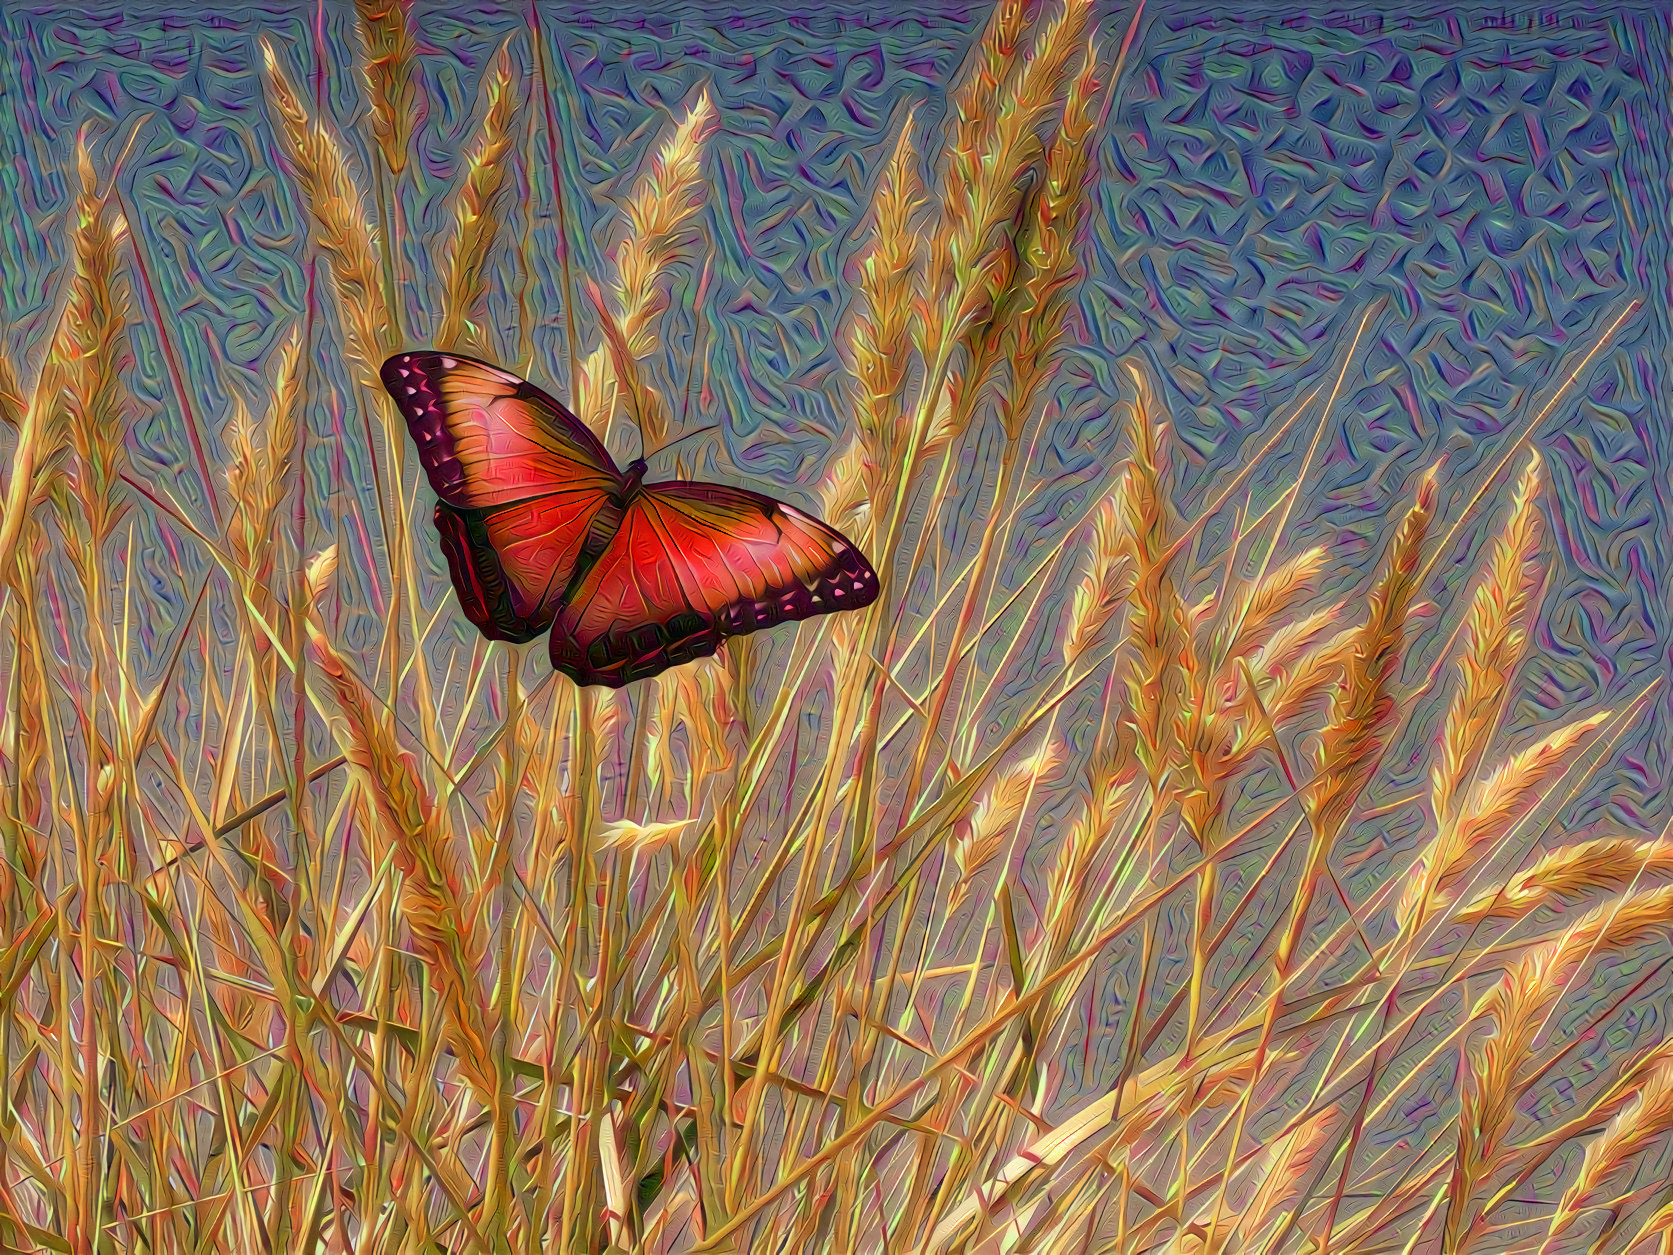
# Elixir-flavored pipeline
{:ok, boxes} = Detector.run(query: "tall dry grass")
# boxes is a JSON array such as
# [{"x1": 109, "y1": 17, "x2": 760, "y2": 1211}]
[{"x1": 0, "y1": 4, "x2": 1665, "y2": 1254}]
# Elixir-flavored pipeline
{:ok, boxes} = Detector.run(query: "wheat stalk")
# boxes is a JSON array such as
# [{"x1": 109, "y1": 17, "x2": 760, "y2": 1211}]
[
  {"x1": 1063, "y1": 471, "x2": 1133, "y2": 665},
  {"x1": 1001, "y1": 34, "x2": 1099, "y2": 439},
  {"x1": 52, "y1": 137, "x2": 132, "y2": 552},
  {"x1": 583, "y1": 92, "x2": 716, "y2": 453},
  {"x1": 1120, "y1": 373, "x2": 1189, "y2": 794},
  {"x1": 225, "y1": 324, "x2": 301, "y2": 586},
  {"x1": 0, "y1": 138, "x2": 118, "y2": 590},
  {"x1": 950, "y1": 738, "x2": 1065, "y2": 908},
  {"x1": 1220, "y1": 544, "x2": 1330, "y2": 664},
  {"x1": 1406, "y1": 711, "x2": 1608, "y2": 927},
  {"x1": 921, "y1": 0, "x2": 1089, "y2": 381}
]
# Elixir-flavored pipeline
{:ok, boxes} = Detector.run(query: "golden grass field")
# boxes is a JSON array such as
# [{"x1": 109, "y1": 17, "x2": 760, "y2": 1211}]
[{"x1": 0, "y1": 0, "x2": 1669, "y2": 1251}]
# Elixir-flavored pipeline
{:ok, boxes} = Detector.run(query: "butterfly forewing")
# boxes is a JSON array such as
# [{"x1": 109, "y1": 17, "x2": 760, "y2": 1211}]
[
  {"x1": 547, "y1": 481, "x2": 880, "y2": 687},
  {"x1": 381, "y1": 352, "x2": 626, "y2": 639},
  {"x1": 382, "y1": 352, "x2": 622, "y2": 506}
]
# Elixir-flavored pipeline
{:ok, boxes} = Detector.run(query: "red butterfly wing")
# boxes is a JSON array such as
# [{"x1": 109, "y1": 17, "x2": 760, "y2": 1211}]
[
  {"x1": 547, "y1": 481, "x2": 880, "y2": 687},
  {"x1": 381, "y1": 352, "x2": 625, "y2": 640}
]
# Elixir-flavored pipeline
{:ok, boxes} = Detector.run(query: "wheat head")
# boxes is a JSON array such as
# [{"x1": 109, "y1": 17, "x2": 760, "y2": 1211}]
[{"x1": 437, "y1": 40, "x2": 520, "y2": 355}]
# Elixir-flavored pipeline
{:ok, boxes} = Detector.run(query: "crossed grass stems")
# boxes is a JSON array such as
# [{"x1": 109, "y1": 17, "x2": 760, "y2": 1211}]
[{"x1": 0, "y1": 0, "x2": 1668, "y2": 1251}]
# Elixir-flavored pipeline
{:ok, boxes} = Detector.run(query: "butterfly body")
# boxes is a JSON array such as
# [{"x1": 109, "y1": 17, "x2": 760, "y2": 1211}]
[{"x1": 381, "y1": 351, "x2": 879, "y2": 688}]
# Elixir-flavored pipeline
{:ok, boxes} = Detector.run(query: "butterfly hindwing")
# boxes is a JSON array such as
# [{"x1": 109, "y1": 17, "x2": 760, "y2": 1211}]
[
  {"x1": 382, "y1": 352, "x2": 626, "y2": 639},
  {"x1": 433, "y1": 494, "x2": 625, "y2": 643},
  {"x1": 547, "y1": 481, "x2": 880, "y2": 687}
]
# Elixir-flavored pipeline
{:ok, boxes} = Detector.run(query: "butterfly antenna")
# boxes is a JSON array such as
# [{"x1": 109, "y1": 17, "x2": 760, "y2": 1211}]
[{"x1": 645, "y1": 422, "x2": 723, "y2": 465}]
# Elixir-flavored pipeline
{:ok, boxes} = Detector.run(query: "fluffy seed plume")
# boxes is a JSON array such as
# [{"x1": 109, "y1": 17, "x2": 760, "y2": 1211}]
[
  {"x1": 1432, "y1": 453, "x2": 1544, "y2": 826},
  {"x1": 1002, "y1": 36, "x2": 1100, "y2": 439},
  {"x1": 304, "y1": 558, "x2": 498, "y2": 1104},
  {"x1": 952, "y1": 739, "x2": 1065, "y2": 906},
  {"x1": 1452, "y1": 885, "x2": 1673, "y2": 1245},
  {"x1": 1043, "y1": 767, "x2": 1134, "y2": 944},
  {"x1": 50, "y1": 134, "x2": 133, "y2": 588},
  {"x1": 1304, "y1": 466, "x2": 1436, "y2": 848},
  {"x1": 1221, "y1": 544, "x2": 1330, "y2": 663},
  {"x1": 1118, "y1": 371, "x2": 1189, "y2": 792},
  {"x1": 574, "y1": 345, "x2": 616, "y2": 439},
  {"x1": 821, "y1": 433, "x2": 872, "y2": 549},
  {"x1": 948, "y1": 0, "x2": 1027, "y2": 165},
  {"x1": 924, "y1": 0, "x2": 1090, "y2": 366},
  {"x1": 354, "y1": 0, "x2": 419, "y2": 175},
  {"x1": 437, "y1": 40, "x2": 520, "y2": 355},
  {"x1": 1063, "y1": 476, "x2": 1132, "y2": 664},
  {"x1": 599, "y1": 816, "x2": 701, "y2": 854},
  {"x1": 1421, "y1": 712, "x2": 1607, "y2": 907},
  {"x1": 850, "y1": 114, "x2": 923, "y2": 489},
  {"x1": 615, "y1": 92, "x2": 716, "y2": 358},
  {"x1": 1457, "y1": 837, "x2": 1673, "y2": 922},
  {"x1": 1256, "y1": 620, "x2": 1357, "y2": 729},
  {"x1": 260, "y1": 37, "x2": 394, "y2": 385},
  {"x1": 1234, "y1": 1107, "x2": 1340, "y2": 1249},
  {"x1": 1548, "y1": 1043, "x2": 1673, "y2": 1243},
  {"x1": 226, "y1": 324, "x2": 301, "y2": 585},
  {"x1": 584, "y1": 91, "x2": 716, "y2": 451}
]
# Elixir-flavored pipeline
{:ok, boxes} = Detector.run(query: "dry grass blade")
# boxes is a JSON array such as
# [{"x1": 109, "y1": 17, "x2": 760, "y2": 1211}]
[
  {"x1": 0, "y1": 349, "x2": 22, "y2": 428},
  {"x1": 259, "y1": 37, "x2": 394, "y2": 384},
  {"x1": 437, "y1": 40, "x2": 520, "y2": 355}
]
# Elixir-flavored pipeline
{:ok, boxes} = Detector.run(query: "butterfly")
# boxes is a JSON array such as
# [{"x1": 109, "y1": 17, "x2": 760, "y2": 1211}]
[{"x1": 379, "y1": 351, "x2": 880, "y2": 688}]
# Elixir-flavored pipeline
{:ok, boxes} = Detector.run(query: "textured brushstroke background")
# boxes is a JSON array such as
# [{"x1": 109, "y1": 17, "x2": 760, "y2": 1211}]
[{"x1": 4, "y1": 0, "x2": 1672, "y2": 1238}]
